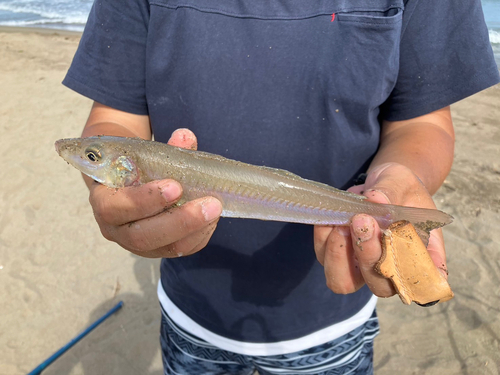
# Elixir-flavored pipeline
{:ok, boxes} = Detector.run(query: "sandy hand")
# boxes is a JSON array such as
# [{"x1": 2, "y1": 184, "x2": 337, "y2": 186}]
[
  {"x1": 88, "y1": 129, "x2": 222, "y2": 258},
  {"x1": 314, "y1": 163, "x2": 448, "y2": 298}
]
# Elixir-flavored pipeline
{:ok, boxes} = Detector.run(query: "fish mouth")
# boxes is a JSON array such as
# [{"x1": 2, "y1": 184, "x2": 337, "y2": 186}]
[
  {"x1": 54, "y1": 138, "x2": 100, "y2": 176},
  {"x1": 55, "y1": 138, "x2": 82, "y2": 156},
  {"x1": 54, "y1": 139, "x2": 64, "y2": 155}
]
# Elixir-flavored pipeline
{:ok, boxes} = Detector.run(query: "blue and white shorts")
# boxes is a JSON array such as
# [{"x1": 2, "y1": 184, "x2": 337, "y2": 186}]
[{"x1": 160, "y1": 310, "x2": 379, "y2": 375}]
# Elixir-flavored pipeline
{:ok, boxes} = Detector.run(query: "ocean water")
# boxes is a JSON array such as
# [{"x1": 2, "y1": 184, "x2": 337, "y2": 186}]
[
  {"x1": 0, "y1": 0, "x2": 92, "y2": 31},
  {"x1": 482, "y1": 0, "x2": 500, "y2": 66},
  {"x1": 0, "y1": 0, "x2": 499, "y2": 65}
]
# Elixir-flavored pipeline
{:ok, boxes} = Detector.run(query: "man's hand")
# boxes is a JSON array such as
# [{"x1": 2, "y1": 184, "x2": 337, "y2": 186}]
[
  {"x1": 314, "y1": 163, "x2": 448, "y2": 297},
  {"x1": 88, "y1": 129, "x2": 222, "y2": 258}
]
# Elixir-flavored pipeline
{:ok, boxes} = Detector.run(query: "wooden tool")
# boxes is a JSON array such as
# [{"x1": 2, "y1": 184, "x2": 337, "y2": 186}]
[{"x1": 376, "y1": 220, "x2": 454, "y2": 306}]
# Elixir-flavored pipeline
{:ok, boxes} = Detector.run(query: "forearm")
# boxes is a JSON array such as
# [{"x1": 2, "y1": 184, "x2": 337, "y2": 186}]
[
  {"x1": 369, "y1": 107, "x2": 455, "y2": 195},
  {"x1": 82, "y1": 102, "x2": 152, "y2": 138}
]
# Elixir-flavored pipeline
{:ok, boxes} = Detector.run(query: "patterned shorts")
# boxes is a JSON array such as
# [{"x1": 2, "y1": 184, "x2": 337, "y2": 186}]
[{"x1": 160, "y1": 309, "x2": 379, "y2": 375}]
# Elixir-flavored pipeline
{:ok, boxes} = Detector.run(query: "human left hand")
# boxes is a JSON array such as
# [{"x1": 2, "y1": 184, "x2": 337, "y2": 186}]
[{"x1": 313, "y1": 162, "x2": 448, "y2": 297}]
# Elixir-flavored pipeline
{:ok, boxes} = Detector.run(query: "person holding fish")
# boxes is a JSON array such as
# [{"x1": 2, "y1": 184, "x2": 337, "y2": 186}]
[{"x1": 61, "y1": 0, "x2": 499, "y2": 373}]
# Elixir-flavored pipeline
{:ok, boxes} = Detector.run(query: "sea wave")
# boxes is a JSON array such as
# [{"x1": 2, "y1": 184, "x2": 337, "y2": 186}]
[
  {"x1": 0, "y1": 15, "x2": 88, "y2": 26},
  {"x1": 489, "y1": 29, "x2": 500, "y2": 44},
  {"x1": 0, "y1": 0, "x2": 92, "y2": 29}
]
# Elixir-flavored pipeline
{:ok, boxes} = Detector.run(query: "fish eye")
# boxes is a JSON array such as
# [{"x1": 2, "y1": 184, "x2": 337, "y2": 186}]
[{"x1": 85, "y1": 146, "x2": 102, "y2": 162}]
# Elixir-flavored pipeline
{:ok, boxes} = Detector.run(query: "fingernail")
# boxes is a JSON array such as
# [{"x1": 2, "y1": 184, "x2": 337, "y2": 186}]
[
  {"x1": 201, "y1": 198, "x2": 222, "y2": 221},
  {"x1": 352, "y1": 215, "x2": 374, "y2": 242},
  {"x1": 171, "y1": 128, "x2": 193, "y2": 138},
  {"x1": 160, "y1": 181, "x2": 182, "y2": 202},
  {"x1": 171, "y1": 129, "x2": 197, "y2": 150}
]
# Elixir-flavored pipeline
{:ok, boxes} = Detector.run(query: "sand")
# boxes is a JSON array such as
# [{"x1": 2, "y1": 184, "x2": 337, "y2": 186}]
[{"x1": 0, "y1": 27, "x2": 498, "y2": 375}]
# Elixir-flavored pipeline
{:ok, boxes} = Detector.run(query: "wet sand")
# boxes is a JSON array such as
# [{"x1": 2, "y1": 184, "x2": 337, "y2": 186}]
[{"x1": 0, "y1": 27, "x2": 498, "y2": 375}]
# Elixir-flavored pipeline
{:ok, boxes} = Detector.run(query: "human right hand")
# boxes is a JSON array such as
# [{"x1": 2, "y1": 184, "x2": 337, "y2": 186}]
[{"x1": 88, "y1": 129, "x2": 223, "y2": 258}]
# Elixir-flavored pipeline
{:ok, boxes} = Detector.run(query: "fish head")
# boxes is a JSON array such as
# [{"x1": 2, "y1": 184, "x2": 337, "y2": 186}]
[{"x1": 55, "y1": 137, "x2": 140, "y2": 188}]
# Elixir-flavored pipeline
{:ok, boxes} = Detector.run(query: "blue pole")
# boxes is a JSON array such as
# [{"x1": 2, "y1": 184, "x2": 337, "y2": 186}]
[{"x1": 27, "y1": 300, "x2": 124, "y2": 375}]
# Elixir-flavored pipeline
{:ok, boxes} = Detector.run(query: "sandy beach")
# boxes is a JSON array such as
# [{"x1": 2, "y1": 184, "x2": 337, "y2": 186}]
[{"x1": 0, "y1": 28, "x2": 499, "y2": 375}]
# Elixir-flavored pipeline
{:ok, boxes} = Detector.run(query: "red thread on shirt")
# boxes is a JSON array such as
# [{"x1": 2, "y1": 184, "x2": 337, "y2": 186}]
[{"x1": 331, "y1": 13, "x2": 336, "y2": 22}]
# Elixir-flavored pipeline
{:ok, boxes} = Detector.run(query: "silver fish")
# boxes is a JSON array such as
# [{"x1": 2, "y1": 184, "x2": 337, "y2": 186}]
[{"x1": 55, "y1": 136, "x2": 453, "y2": 241}]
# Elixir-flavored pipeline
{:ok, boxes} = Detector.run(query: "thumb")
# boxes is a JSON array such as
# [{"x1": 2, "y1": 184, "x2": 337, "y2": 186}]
[
  {"x1": 168, "y1": 128, "x2": 198, "y2": 150},
  {"x1": 362, "y1": 163, "x2": 419, "y2": 207},
  {"x1": 363, "y1": 189, "x2": 391, "y2": 205}
]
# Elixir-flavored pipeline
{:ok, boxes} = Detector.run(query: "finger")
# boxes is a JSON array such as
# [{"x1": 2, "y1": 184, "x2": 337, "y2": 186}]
[
  {"x1": 350, "y1": 214, "x2": 396, "y2": 297},
  {"x1": 323, "y1": 226, "x2": 364, "y2": 294},
  {"x1": 363, "y1": 163, "x2": 393, "y2": 189},
  {"x1": 109, "y1": 197, "x2": 222, "y2": 253},
  {"x1": 346, "y1": 183, "x2": 390, "y2": 204},
  {"x1": 427, "y1": 229, "x2": 449, "y2": 279},
  {"x1": 364, "y1": 163, "x2": 409, "y2": 204},
  {"x1": 313, "y1": 226, "x2": 333, "y2": 265},
  {"x1": 364, "y1": 163, "x2": 435, "y2": 209},
  {"x1": 176, "y1": 220, "x2": 219, "y2": 255},
  {"x1": 90, "y1": 179, "x2": 183, "y2": 226},
  {"x1": 363, "y1": 189, "x2": 391, "y2": 205},
  {"x1": 347, "y1": 185, "x2": 365, "y2": 195},
  {"x1": 168, "y1": 128, "x2": 198, "y2": 150},
  {"x1": 128, "y1": 220, "x2": 219, "y2": 258}
]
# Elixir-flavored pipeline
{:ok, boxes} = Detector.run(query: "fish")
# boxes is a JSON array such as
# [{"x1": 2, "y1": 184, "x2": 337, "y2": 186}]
[{"x1": 55, "y1": 136, "x2": 453, "y2": 243}]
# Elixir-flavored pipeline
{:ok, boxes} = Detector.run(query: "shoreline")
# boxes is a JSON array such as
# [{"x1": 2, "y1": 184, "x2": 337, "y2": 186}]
[{"x1": 0, "y1": 25, "x2": 82, "y2": 36}]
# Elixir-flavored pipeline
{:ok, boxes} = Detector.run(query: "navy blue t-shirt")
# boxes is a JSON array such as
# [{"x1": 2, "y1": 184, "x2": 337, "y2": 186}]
[{"x1": 63, "y1": 0, "x2": 499, "y2": 345}]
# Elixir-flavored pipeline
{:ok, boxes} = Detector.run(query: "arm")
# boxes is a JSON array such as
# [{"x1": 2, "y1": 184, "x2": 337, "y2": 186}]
[
  {"x1": 82, "y1": 102, "x2": 222, "y2": 258},
  {"x1": 369, "y1": 106, "x2": 454, "y2": 194},
  {"x1": 314, "y1": 106, "x2": 454, "y2": 297}
]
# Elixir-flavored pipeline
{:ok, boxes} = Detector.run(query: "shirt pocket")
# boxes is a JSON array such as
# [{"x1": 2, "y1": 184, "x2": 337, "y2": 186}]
[
  {"x1": 149, "y1": 0, "x2": 404, "y2": 21},
  {"x1": 330, "y1": 5, "x2": 404, "y2": 109},
  {"x1": 148, "y1": 0, "x2": 404, "y2": 105},
  {"x1": 335, "y1": 6, "x2": 403, "y2": 24},
  {"x1": 147, "y1": 0, "x2": 404, "y2": 141}
]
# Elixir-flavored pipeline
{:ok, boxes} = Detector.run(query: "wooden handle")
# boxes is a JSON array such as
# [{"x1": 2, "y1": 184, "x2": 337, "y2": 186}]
[{"x1": 375, "y1": 220, "x2": 454, "y2": 306}]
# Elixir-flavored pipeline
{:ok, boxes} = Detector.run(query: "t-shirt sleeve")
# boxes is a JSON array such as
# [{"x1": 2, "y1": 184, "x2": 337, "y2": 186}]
[
  {"x1": 62, "y1": 0, "x2": 150, "y2": 115},
  {"x1": 382, "y1": 0, "x2": 500, "y2": 121}
]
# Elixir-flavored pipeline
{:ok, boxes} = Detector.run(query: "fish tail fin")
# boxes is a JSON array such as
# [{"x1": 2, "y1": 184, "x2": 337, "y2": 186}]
[{"x1": 391, "y1": 206, "x2": 454, "y2": 247}]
